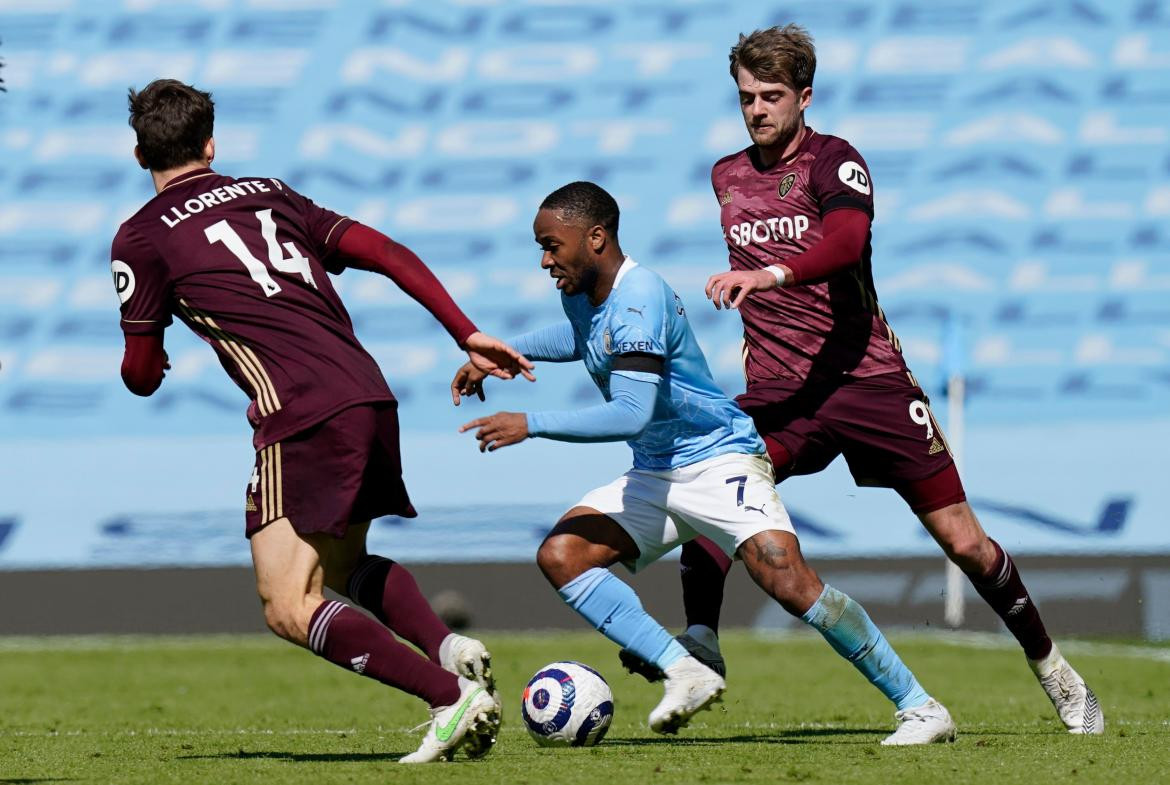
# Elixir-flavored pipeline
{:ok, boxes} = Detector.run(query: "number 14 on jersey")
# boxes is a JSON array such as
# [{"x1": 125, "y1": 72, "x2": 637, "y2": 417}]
[{"x1": 205, "y1": 209, "x2": 317, "y2": 296}]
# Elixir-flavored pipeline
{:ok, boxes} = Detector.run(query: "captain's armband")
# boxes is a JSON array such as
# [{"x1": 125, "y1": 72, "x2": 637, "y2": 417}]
[{"x1": 612, "y1": 352, "x2": 665, "y2": 375}]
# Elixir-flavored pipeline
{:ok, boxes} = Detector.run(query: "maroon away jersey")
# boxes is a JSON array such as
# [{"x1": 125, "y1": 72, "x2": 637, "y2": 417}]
[
  {"x1": 111, "y1": 168, "x2": 393, "y2": 447},
  {"x1": 711, "y1": 129, "x2": 906, "y2": 383}
]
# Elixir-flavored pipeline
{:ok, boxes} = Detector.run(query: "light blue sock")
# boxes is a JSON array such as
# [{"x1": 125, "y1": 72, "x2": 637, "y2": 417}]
[
  {"x1": 801, "y1": 584, "x2": 931, "y2": 711},
  {"x1": 558, "y1": 567, "x2": 688, "y2": 670}
]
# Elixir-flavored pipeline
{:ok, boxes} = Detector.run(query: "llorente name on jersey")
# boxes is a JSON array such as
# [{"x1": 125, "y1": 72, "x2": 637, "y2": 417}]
[
  {"x1": 727, "y1": 215, "x2": 810, "y2": 247},
  {"x1": 159, "y1": 180, "x2": 275, "y2": 228}
]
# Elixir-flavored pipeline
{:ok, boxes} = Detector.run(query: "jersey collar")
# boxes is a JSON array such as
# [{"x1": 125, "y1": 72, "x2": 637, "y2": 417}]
[
  {"x1": 749, "y1": 127, "x2": 816, "y2": 173},
  {"x1": 160, "y1": 167, "x2": 217, "y2": 192},
  {"x1": 613, "y1": 255, "x2": 638, "y2": 289}
]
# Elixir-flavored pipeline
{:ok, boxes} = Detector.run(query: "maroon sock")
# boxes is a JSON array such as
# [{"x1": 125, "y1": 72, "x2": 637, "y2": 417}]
[
  {"x1": 964, "y1": 540, "x2": 1053, "y2": 660},
  {"x1": 346, "y1": 556, "x2": 451, "y2": 662},
  {"x1": 680, "y1": 537, "x2": 734, "y2": 632},
  {"x1": 308, "y1": 600, "x2": 460, "y2": 708}
]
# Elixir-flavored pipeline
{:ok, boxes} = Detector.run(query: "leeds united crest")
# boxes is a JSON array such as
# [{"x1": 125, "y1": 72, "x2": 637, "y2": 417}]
[{"x1": 778, "y1": 173, "x2": 796, "y2": 199}]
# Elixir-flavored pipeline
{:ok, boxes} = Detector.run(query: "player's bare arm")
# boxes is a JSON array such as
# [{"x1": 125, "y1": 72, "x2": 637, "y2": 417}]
[{"x1": 459, "y1": 412, "x2": 528, "y2": 452}]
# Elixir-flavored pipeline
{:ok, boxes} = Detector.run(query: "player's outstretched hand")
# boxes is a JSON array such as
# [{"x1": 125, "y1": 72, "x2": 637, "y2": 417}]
[
  {"x1": 705, "y1": 269, "x2": 779, "y2": 310},
  {"x1": 451, "y1": 361, "x2": 489, "y2": 406},
  {"x1": 463, "y1": 331, "x2": 536, "y2": 383},
  {"x1": 459, "y1": 412, "x2": 528, "y2": 452}
]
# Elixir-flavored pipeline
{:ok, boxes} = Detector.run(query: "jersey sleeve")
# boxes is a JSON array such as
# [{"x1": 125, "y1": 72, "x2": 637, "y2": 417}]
[
  {"x1": 273, "y1": 179, "x2": 355, "y2": 272},
  {"x1": 808, "y1": 141, "x2": 875, "y2": 219},
  {"x1": 608, "y1": 273, "x2": 669, "y2": 359},
  {"x1": 111, "y1": 225, "x2": 172, "y2": 335}
]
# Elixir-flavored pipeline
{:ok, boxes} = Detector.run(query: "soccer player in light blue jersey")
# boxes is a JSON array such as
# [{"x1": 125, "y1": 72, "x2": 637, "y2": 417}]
[{"x1": 454, "y1": 182, "x2": 955, "y2": 743}]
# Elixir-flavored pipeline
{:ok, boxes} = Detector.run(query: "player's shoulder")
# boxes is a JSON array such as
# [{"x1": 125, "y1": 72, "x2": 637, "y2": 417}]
[
  {"x1": 112, "y1": 213, "x2": 158, "y2": 258},
  {"x1": 613, "y1": 260, "x2": 671, "y2": 311},
  {"x1": 805, "y1": 131, "x2": 866, "y2": 167},
  {"x1": 617, "y1": 260, "x2": 667, "y2": 293}
]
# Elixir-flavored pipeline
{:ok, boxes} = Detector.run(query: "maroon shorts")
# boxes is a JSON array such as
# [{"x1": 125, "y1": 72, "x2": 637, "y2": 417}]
[
  {"x1": 736, "y1": 371, "x2": 957, "y2": 490},
  {"x1": 244, "y1": 402, "x2": 417, "y2": 539}
]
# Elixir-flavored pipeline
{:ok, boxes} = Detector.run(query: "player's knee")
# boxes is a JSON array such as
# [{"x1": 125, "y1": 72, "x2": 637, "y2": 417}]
[
  {"x1": 945, "y1": 533, "x2": 992, "y2": 574},
  {"x1": 738, "y1": 533, "x2": 820, "y2": 611},
  {"x1": 536, "y1": 534, "x2": 589, "y2": 588},
  {"x1": 260, "y1": 598, "x2": 310, "y2": 646}
]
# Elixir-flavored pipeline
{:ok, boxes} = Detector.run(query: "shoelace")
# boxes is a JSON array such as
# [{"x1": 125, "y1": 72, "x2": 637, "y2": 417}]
[
  {"x1": 895, "y1": 705, "x2": 934, "y2": 724},
  {"x1": 409, "y1": 709, "x2": 441, "y2": 734},
  {"x1": 1040, "y1": 665, "x2": 1076, "y2": 702}
]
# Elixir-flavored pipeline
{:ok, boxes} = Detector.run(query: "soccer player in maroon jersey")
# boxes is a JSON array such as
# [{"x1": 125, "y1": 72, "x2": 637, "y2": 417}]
[
  {"x1": 624, "y1": 26, "x2": 1103, "y2": 736},
  {"x1": 111, "y1": 79, "x2": 534, "y2": 762}
]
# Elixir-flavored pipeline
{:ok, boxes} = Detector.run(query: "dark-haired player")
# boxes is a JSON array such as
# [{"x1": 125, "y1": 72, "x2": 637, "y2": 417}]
[
  {"x1": 454, "y1": 181, "x2": 955, "y2": 744},
  {"x1": 110, "y1": 79, "x2": 532, "y2": 762},
  {"x1": 624, "y1": 25, "x2": 1103, "y2": 736}
]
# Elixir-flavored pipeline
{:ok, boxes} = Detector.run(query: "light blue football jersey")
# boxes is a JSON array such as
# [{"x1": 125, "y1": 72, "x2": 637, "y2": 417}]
[{"x1": 561, "y1": 258, "x2": 764, "y2": 470}]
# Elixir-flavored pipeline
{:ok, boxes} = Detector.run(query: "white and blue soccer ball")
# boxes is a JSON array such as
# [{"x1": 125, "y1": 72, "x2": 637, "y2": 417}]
[{"x1": 521, "y1": 661, "x2": 614, "y2": 747}]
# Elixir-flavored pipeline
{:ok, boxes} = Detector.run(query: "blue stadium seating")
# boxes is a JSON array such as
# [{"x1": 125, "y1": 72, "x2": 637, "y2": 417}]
[{"x1": 0, "y1": 1, "x2": 1166, "y2": 566}]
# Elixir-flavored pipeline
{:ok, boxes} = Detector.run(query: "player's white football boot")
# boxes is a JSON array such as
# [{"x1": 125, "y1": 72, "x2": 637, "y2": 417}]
[
  {"x1": 1029, "y1": 644, "x2": 1105, "y2": 734},
  {"x1": 439, "y1": 633, "x2": 496, "y2": 694},
  {"x1": 399, "y1": 678, "x2": 501, "y2": 764},
  {"x1": 880, "y1": 699, "x2": 957, "y2": 746},
  {"x1": 648, "y1": 655, "x2": 725, "y2": 734}
]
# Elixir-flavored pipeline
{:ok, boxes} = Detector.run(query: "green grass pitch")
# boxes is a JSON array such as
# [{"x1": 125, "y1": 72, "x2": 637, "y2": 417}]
[{"x1": 1, "y1": 631, "x2": 1167, "y2": 784}]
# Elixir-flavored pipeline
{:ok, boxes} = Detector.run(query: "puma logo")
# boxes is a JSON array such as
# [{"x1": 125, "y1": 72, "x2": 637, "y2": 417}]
[
  {"x1": 626, "y1": 306, "x2": 644, "y2": 316},
  {"x1": 744, "y1": 504, "x2": 767, "y2": 517}
]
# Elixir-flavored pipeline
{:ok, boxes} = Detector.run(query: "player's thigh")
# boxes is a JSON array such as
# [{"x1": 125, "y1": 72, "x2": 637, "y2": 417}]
[
  {"x1": 827, "y1": 372, "x2": 956, "y2": 489},
  {"x1": 668, "y1": 452, "x2": 797, "y2": 561},
  {"x1": 571, "y1": 472, "x2": 685, "y2": 574},
  {"x1": 320, "y1": 520, "x2": 371, "y2": 595}
]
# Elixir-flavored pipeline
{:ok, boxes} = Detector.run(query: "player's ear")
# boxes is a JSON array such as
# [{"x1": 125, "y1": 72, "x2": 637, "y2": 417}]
[
  {"x1": 204, "y1": 137, "x2": 215, "y2": 165},
  {"x1": 133, "y1": 145, "x2": 148, "y2": 170},
  {"x1": 798, "y1": 86, "x2": 813, "y2": 112},
  {"x1": 588, "y1": 225, "x2": 606, "y2": 252}
]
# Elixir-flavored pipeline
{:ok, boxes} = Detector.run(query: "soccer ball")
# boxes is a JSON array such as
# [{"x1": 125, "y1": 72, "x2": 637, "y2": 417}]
[{"x1": 521, "y1": 661, "x2": 614, "y2": 747}]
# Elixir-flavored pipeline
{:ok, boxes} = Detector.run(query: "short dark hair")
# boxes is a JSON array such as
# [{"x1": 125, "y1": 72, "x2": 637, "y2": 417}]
[
  {"x1": 540, "y1": 181, "x2": 620, "y2": 238},
  {"x1": 127, "y1": 79, "x2": 214, "y2": 171},
  {"x1": 729, "y1": 24, "x2": 816, "y2": 90}
]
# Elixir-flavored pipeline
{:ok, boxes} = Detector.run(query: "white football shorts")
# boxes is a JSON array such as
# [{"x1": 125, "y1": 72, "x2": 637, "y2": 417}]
[{"x1": 574, "y1": 451, "x2": 796, "y2": 573}]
